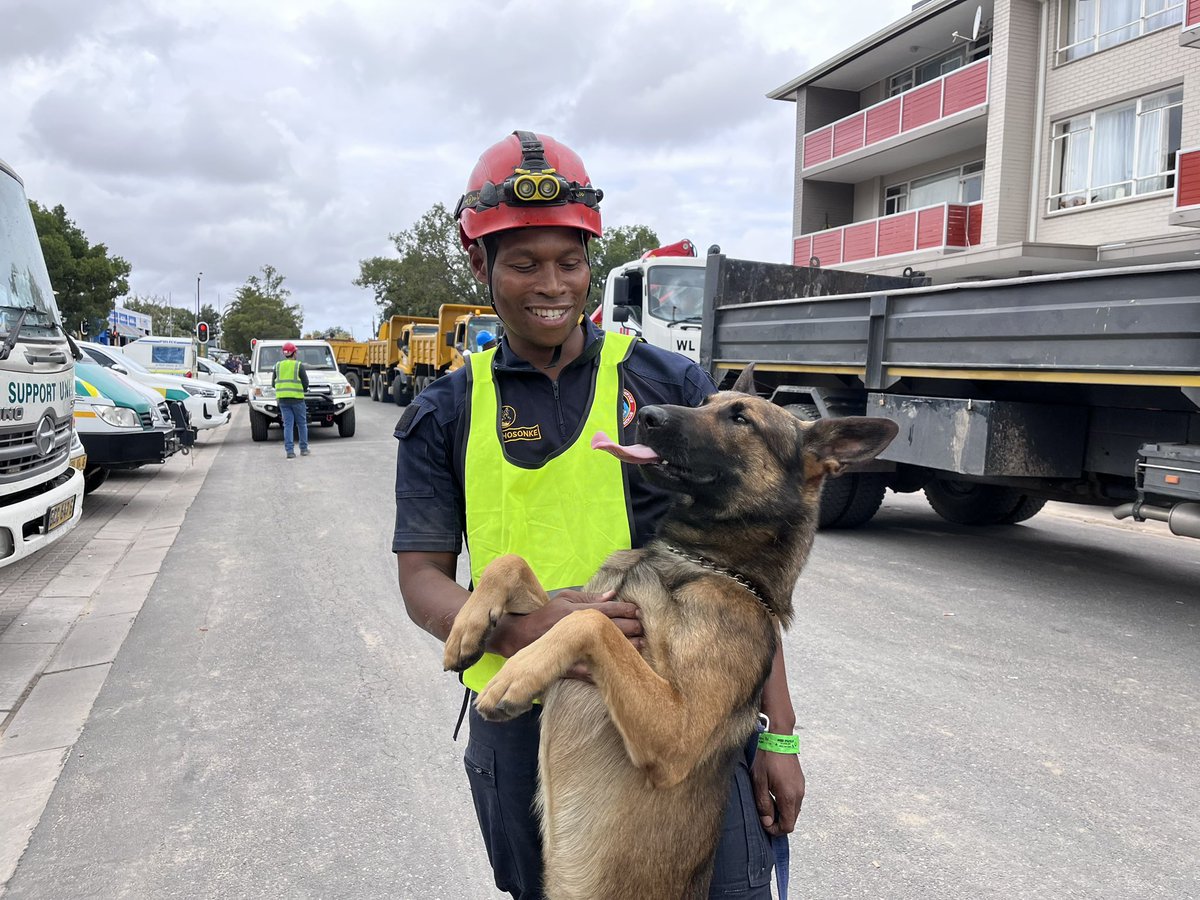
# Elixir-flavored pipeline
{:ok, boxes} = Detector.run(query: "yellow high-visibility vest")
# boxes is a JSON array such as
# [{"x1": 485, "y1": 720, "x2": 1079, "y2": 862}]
[{"x1": 460, "y1": 332, "x2": 636, "y2": 693}]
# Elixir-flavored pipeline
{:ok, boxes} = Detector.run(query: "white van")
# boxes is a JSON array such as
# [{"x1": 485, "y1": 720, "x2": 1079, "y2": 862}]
[{"x1": 123, "y1": 335, "x2": 198, "y2": 378}]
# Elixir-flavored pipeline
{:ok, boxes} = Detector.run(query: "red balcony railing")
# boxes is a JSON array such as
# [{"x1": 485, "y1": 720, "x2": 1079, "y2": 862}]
[
  {"x1": 801, "y1": 59, "x2": 990, "y2": 170},
  {"x1": 793, "y1": 202, "x2": 983, "y2": 267},
  {"x1": 1171, "y1": 148, "x2": 1200, "y2": 225},
  {"x1": 1184, "y1": 0, "x2": 1200, "y2": 45}
]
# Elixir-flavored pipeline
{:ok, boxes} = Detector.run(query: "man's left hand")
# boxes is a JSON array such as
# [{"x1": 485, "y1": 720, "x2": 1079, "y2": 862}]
[{"x1": 751, "y1": 749, "x2": 804, "y2": 836}]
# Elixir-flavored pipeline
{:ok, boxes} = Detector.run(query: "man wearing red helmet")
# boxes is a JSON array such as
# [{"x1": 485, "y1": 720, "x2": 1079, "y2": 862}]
[
  {"x1": 273, "y1": 341, "x2": 309, "y2": 459},
  {"x1": 394, "y1": 132, "x2": 803, "y2": 899}
]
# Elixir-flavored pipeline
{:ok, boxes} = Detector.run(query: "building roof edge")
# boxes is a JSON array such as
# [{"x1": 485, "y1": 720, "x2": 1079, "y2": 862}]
[{"x1": 766, "y1": 0, "x2": 967, "y2": 101}]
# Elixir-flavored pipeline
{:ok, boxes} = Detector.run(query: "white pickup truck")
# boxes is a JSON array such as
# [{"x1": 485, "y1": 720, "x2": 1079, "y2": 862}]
[{"x1": 248, "y1": 339, "x2": 356, "y2": 441}]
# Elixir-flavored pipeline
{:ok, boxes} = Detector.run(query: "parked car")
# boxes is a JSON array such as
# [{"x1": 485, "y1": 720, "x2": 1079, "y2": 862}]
[
  {"x1": 196, "y1": 356, "x2": 250, "y2": 403},
  {"x1": 79, "y1": 342, "x2": 231, "y2": 433},
  {"x1": 73, "y1": 355, "x2": 181, "y2": 494}
]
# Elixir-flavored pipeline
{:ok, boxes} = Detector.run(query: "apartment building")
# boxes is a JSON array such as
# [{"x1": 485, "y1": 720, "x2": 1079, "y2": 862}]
[{"x1": 770, "y1": 0, "x2": 1200, "y2": 281}]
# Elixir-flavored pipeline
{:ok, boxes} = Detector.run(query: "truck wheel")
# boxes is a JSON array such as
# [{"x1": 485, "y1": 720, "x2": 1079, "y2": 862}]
[
  {"x1": 999, "y1": 496, "x2": 1048, "y2": 524},
  {"x1": 346, "y1": 371, "x2": 362, "y2": 395},
  {"x1": 250, "y1": 409, "x2": 271, "y2": 442},
  {"x1": 369, "y1": 374, "x2": 379, "y2": 402},
  {"x1": 337, "y1": 407, "x2": 356, "y2": 437},
  {"x1": 83, "y1": 466, "x2": 109, "y2": 495},
  {"x1": 821, "y1": 473, "x2": 888, "y2": 529},
  {"x1": 391, "y1": 377, "x2": 406, "y2": 405},
  {"x1": 924, "y1": 479, "x2": 1042, "y2": 525},
  {"x1": 785, "y1": 404, "x2": 886, "y2": 529}
]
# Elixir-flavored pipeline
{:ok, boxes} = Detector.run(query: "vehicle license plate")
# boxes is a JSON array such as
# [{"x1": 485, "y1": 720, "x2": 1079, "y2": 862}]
[{"x1": 45, "y1": 496, "x2": 77, "y2": 533}]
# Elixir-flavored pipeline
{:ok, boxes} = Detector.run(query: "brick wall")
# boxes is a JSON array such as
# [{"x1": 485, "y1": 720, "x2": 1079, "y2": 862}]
[{"x1": 980, "y1": 0, "x2": 1041, "y2": 246}]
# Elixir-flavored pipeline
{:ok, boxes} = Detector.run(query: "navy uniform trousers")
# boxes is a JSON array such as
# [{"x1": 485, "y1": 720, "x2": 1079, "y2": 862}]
[{"x1": 463, "y1": 704, "x2": 773, "y2": 899}]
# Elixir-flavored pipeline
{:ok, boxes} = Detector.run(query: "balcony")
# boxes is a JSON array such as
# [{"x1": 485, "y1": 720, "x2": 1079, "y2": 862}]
[
  {"x1": 1183, "y1": 0, "x2": 1200, "y2": 46},
  {"x1": 801, "y1": 59, "x2": 990, "y2": 180},
  {"x1": 1168, "y1": 148, "x2": 1200, "y2": 226},
  {"x1": 794, "y1": 202, "x2": 983, "y2": 268}
]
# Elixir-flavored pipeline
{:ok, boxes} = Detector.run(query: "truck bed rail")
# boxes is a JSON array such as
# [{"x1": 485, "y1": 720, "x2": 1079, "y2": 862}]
[{"x1": 701, "y1": 259, "x2": 1200, "y2": 390}]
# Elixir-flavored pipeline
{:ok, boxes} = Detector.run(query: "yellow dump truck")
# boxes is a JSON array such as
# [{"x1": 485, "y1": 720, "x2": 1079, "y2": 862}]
[{"x1": 384, "y1": 304, "x2": 501, "y2": 405}]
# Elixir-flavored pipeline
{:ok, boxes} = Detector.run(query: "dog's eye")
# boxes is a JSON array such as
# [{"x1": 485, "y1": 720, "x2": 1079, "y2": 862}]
[{"x1": 731, "y1": 410, "x2": 750, "y2": 425}]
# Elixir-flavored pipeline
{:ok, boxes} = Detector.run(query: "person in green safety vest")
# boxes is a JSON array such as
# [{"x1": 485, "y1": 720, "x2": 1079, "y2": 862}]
[
  {"x1": 393, "y1": 132, "x2": 804, "y2": 900},
  {"x1": 273, "y1": 341, "x2": 310, "y2": 459}
]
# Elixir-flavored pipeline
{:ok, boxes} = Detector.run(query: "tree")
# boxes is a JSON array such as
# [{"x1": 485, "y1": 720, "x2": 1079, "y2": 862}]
[
  {"x1": 122, "y1": 296, "x2": 197, "y2": 337},
  {"x1": 220, "y1": 265, "x2": 304, "y2": 354},
  {"x1": 303, "y1": 327, "x2": 352, "y2": 340},
  {"x1": 586, "y1": 225, "x2": 660, "y2": 309},
  {"x1": 355, "y1": 203, "x2": 489, "y2": 319},
  {"x1": 29, "y1": 202, "x2": 131, "y2": 337}
]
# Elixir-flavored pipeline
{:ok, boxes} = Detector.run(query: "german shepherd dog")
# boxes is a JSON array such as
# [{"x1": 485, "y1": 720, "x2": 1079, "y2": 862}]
[{"x1": 444, "y1": 367, "x2": 897, "y2": 900}]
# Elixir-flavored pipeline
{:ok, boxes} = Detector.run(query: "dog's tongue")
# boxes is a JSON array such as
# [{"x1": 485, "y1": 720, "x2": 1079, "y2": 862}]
[{"x1": 591, "y1": 432, "x2": 661, "y2": 465}]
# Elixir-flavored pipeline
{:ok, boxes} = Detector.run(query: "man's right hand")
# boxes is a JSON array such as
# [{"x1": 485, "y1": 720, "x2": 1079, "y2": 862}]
[{"x1": 491, "y1": 589, "x2": 644, "y2": 680}]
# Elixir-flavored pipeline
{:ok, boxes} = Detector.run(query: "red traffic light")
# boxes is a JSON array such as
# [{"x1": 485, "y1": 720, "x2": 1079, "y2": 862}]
[{"x1": 196, "y1": 321, "x2": 210, "y2": 344}]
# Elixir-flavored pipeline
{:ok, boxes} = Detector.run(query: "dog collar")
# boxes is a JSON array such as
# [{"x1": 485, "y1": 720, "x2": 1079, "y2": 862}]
[{"x1": 661, "y1": 544, "x2": 774, "y2": 616}]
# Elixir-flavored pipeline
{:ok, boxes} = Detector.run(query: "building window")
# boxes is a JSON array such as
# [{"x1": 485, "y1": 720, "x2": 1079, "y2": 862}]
[
  {"x1": 1058, "y1": 0, "x2": 1184, "y2": 63},
  {"x1": 887, "y1": 33, "x2": 991, "y2": 97},
  {"x1": 884, "y1": 161, "x2": 985, "y2": 215},
  {"x1": 1049, "y1": 89, "x2": 1182, "y2": 212}
]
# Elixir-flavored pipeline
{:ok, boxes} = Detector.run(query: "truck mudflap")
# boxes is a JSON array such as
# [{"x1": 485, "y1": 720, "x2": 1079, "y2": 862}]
[
  {"x1": 0, "y1": 466, "x2": 83, "y2": 565},
  {"x1": 164, "y1": 400, "x2": 196, "y2": 450}
]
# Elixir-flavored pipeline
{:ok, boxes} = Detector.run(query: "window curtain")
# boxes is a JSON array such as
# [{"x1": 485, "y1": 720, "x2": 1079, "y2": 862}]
[
  {"x1": 1098, "y1": 0, "x2": 1140, "y2": 49},
  {"x1": 1135, "y1": 92, "x2": 1182, "y2": 193},
  {"x1": 1071, "y1": 0, "x2": 1097, "y2": 57},
  {"x1": 909, "y1": 171, "x2": 961, "y2": 208},
  {"x1": 1091, "y1": 105, "x2": 1135, "y2": 200}
]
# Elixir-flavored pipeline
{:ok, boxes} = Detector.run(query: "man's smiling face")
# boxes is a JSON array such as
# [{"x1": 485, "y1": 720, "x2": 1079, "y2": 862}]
[{"x1": 470, "y1": 226, "x2": 591, "y2": 361}]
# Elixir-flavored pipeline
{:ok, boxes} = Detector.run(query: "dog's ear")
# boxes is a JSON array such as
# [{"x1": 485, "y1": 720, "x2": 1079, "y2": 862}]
[
  {"x1": 729, "y1": 364, "x2": 757, "y2": 395},
  {"x1": 802, "y1": 416, "x2": 898, "y2": 479}
]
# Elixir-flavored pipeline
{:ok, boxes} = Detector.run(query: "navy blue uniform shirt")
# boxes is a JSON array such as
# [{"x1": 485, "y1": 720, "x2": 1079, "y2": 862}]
[{"x1": 392, "y1": 319, "x2": 717, "y2": 555}]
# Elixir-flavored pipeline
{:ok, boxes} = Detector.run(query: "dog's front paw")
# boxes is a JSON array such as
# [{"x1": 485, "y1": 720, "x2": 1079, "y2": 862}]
[
  {"x1": 443, "y1": 625, "x2": 486, "y2": 673},
  {"x1": 475, "y1": 666, "x2": 540, "y2": 721}
]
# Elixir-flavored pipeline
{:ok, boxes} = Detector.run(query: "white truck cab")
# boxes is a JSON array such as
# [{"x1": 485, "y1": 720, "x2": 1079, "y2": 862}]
[
  {"x1": 248, "y1": 339, "x2": 356, "y2": 441},
  {"x1": 0, "y1": 158, "x2": 85, "y2": 565},
  {"x1": 598, "y1": 240, "x2": 708, "y2": 362}
]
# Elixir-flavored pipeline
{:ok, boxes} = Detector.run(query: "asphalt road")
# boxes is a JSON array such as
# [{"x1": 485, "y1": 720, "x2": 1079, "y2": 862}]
[{"x1": 6, "y1": 398, "x2": 1199, "y2": 899}]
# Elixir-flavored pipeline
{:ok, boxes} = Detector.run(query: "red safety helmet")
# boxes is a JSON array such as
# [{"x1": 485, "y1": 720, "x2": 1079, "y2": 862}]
[
  {"x1": 282, "y1": 341, "x2": 297, "y2": 355},
  {"x1": 455, "y1": 131, "x2": 603, "y2": 249}
]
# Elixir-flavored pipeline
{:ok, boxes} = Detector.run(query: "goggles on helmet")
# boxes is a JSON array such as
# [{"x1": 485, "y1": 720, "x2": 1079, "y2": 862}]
[{"x1": 454, "y1": 131, "x2": 603, "y2": 220}]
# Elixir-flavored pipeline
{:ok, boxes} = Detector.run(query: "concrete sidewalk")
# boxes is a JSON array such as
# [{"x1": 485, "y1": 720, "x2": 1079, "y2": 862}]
[{"x1": 0, "y1": 421, "x2": 231, "y2": 893}]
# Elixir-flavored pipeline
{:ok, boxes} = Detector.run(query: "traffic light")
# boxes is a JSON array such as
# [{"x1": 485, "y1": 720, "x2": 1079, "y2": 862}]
[{"x1": 196, "y1": 321, "x2": 210, "y2": 344}]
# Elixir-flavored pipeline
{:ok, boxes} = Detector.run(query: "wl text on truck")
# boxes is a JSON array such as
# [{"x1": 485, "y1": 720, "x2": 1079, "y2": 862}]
[
  {"x1": 0, "y1": 158, "x2": 85, "y2": 565},
  {"x1": 698, "y1": 256, "x2": 1200, "y2": 537}
]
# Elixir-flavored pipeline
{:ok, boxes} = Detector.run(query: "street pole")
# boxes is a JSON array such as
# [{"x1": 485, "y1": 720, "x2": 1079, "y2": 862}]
[{"x1": 196, "y1": 271, "x2": 204, "y2": 358}]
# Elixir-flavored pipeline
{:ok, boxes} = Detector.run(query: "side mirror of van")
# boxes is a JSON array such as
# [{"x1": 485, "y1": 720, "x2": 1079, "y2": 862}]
[{"x1": 111, "y1": 364, "x2": 129, "y2": 375}]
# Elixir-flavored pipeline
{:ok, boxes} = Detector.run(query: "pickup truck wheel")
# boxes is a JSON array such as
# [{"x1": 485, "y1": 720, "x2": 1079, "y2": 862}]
[
  {"x1": 218, "y1": 383, "x2": 240, "y2": 403},
  {"x1": 346, "y1": 371, "x2": 362, "y2": 396},
  {"x1": 83, "y1": 466, "x2": 109, "y2": 495},
  {"x1": 337, "y1": 407, "x2": 356, "y2": 437},
  {"x1": 250, "y1": 409, "x2": 271, "y2": 442},
  {"x1": 924, "y1": 479, "x2": 1041, "y2": 525},
  {"x1": 785, "y1": 404, "x2": 886, "y2": 529}
]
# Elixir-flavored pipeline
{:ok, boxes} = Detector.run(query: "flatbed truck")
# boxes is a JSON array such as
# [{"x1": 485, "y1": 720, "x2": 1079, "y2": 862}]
[{"x1": 699, "y1": 257, "x2": 1200, "y2": 537}]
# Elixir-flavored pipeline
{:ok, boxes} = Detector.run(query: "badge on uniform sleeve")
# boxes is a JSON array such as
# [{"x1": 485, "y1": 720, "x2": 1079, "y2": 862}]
[{"x1": 621, "y1": 389, "x2": 637, "y2": 427}]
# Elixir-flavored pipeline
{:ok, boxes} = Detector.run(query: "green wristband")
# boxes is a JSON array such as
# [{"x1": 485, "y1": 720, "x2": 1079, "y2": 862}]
[{"x1": 757, "y1": 732, "x2": 800, "y2": 754}]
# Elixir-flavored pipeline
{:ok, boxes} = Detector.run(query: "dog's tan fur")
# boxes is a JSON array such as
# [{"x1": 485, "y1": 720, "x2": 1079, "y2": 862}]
[{"x1": 445, "y1": 368, "x2": 897, "y2": 899}]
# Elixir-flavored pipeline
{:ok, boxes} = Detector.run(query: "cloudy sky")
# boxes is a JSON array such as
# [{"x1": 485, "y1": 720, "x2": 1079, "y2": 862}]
[{"x1": 2, "y1": 0, "x2": 912, "y2": 339}]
